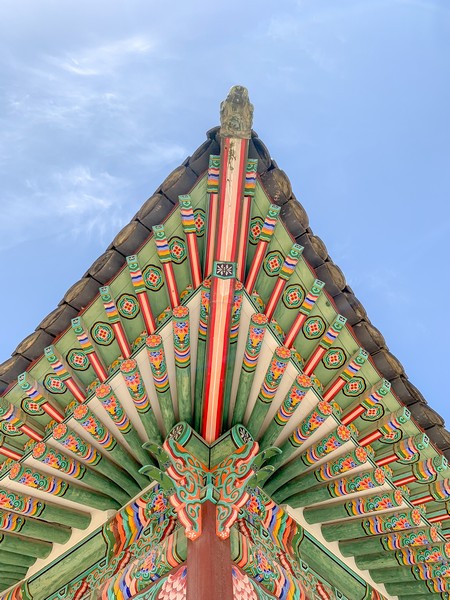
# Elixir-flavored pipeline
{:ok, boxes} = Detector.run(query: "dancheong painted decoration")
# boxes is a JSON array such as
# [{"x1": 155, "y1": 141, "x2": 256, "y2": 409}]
[{"x1": 0, "y1": 86, "x2": 449, "y2": 600}]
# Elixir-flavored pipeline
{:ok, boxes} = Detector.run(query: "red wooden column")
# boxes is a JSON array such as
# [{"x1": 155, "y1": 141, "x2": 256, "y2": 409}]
[{"x1": 186, "y1": 501, "x2": 234, "y2": 600}]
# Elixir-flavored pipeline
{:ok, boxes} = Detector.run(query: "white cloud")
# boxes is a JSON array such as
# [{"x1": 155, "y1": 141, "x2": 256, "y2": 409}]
[
  {"x1": 0, "y1": 166, "x2": 130, "y2": 251},
  {"x1": 47, "y1": 35, "x2": 157, "y2": 77}
]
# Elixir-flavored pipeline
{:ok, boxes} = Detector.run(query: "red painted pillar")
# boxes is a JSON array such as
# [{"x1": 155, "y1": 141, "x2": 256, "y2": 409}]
[{"x1": 186, "y1": 501, "x2": 234, "y2": 600}]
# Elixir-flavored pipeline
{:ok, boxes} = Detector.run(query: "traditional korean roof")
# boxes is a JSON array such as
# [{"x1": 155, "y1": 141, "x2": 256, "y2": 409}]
[{"x1": 0, "y1": 86, "x2": 448, "y2": 600}]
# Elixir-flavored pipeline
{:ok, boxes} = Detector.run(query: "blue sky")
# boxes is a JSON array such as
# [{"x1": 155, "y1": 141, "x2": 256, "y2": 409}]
[{"x1": 1, "y1": 0, "x2": 449, "y2": 420}]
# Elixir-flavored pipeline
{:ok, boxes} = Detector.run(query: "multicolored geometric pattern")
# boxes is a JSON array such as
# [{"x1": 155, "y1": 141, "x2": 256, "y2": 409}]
[
  {"x1": 117, "y1": 294, "x2": 140, "y2": 319},
  {"x1": 281, "y1": 284, "x2": 305, "y2": 309},
  {"x1": 143, "y1": 264, "x2": 164, "y2": 291}
]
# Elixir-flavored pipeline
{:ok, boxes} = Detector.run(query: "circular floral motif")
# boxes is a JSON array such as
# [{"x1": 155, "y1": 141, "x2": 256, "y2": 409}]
[
  {"x1": 9, "y1": 463, "x2": 21, "y2": 479},
  {"x1": 343, "y1": 376, "x2": 367, "y2": 397},
  {"x1": 91, "y1": 322, "x2": 114, "y2": 346},
  {"x1": 52, "y1": 423, "x2": 68, "y2": 440},
  {"x1": 0, "y1": 422, "x2": 21, "y2": 436},
  {"x1": 323, "y1": 348, "x2": 347, "y2": 369},
  {"x1": 95, "y1": 383, "x2": 111, "y2": 399},
  {"x1": 143, "y1": 265, "x2": 164, "y2": 291},
  {"x1": 193, "y1": 208, "x2": 206, "y2": 237},
  {"x1": 282, "y1": 284, "x2": 305, "y2": 309},
  {"x1": 263, "y1": 251, "x2": 284, "y2": 277},
  {"x1": 303, "y1": 316, "x2": 326, "y2": 339},
  {"x1": 32, "y1": 442, "x2": 46, "y2": 459},
  {"x1": 44, "y1": 374, "x2": 67, "y2": 394},
  {"x1": 249, "y1": 216, "x2": 264, "y2": 244},
  {"x1": 66, "y1": 349, "x2": 89, "y2": 371},
  {"x1": 21, "y1": 398, "x2": 45, "y2": 416},
  {"x1": 361, "y1": 405, "x2": 385, "y2": 421},
  {"x1": 169, "y1": 236, "x2": 187, "y2": 264},
  {"x1": 117, "y1": 294, "x2": 140, "y2": 319}
]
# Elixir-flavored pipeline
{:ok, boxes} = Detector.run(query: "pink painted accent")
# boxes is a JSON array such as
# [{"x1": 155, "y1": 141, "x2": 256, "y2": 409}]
[
  {"x1": 322, "y1": 378, "x2": 345, "y2": 403},
  {"x1": 284, "y1": 313, "x2": 308, "y2": 349},
  {"x1": 394, "y1": 475, "x2": 416, "y2": 486},
  {"x1": 0, "y1": 447, "x2": 22, "y2": 461},
  {"x1": 88, "y1": 352, "x2": 108, "y2": 382},
  {"x1": 359, "y1": 430, "x2": 382, "y2": 446},
  {"x1": 42, "y1": 403, "x2": 65, "y2": 423},
  {"x1": 202, "y1": 277, "x2": 235, "y2": 443},
  {"x1": 20, "y1": 425, "x2": 43, "y2": 442},
  {"x1": 264, "y1": 278, "x2": 286, "y2": 322},
  {"x1": 65, "y1": 377, "x2": 86, "y2": 403},
  {"x1": 303, "y1": 347, "x2": 326, "y2": 376},
  {"x1": 236, "y1": 195, "x2": 251, "y2": 282},
  {"x1": 112, "y1": 322, "x2": 131, "y2": 359},
  {"x1": 245, "y1": 242, "x2": 267, "y2": 293},
  {"x1": 163, "y1": 262, "x2": 180, "y2": 308},
  {"x1": 411, "y1": 495, "x2": 433, "y2": 505},
  {"x1": 186, "y1": 232, "x2": 202, "y2": 289},
  {"x1": 429, "y1": 514, "x2": 450, "y2": 523},
  {"x1": 205, "y1": 192, "x2": 218, "y2": 277},
  {"x1": 376, "y1": 454, "x2": 398, "y2": 467},
  {"x1": 137, "y1": 291, "x2": 156, "y2": 334},
  {"x1": 341, "y1": 405, "x2": 365, "y2": 425}
]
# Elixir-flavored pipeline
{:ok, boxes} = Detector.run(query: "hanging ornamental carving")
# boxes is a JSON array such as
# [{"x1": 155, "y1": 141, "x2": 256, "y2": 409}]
[{"x1": 140, "y1": 423, "x2": 279, "y2": 541}]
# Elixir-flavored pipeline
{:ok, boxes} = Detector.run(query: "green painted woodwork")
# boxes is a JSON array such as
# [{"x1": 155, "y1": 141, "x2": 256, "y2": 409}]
[
  {"x1": 8, "y1": 463, "x2": 120, "y2": 512},
  {"x1": 93, "y1": 382, "x2": 151, "y2": 466},
  {"x1": 172, "y1": 306, "x2": 192, "y2": 424},
  {"x1": 285, "y1": 467, "x2": 387, "y2": 508},
  {"x1": 0, "y1": 531, "x2": 52, "y2": 558},
  {"x1": 232, "y1": 313, "x2": 268, "y2": 427},
  {"x1": 339, "y1": 525, "x2": 443, "y2": 556},
  {"x1": 222, "y1": 282, "x2": 243, "y2": 431},
  {"x1": 193, "y1": 279, "x2": 210, "y2": 431},
  {"x1": 27, "y1": 531, "x2": 107, "y2": 600},
  {"x1": 0, "y1": 487, "x2": 90, "y2": 530},
  {"x1": 0, "y1": 550, "x2": 36, "y2": 567},
  {"x1": 69, "y1": 401, "x2": 148, "y2": 488},
  {"x1": 146, "y1": 334, "x2": 176, "y2": 434},
  {"x1": 272, "y1": 446, "x2": 370, "y2": 503},
  {"x1": 246, "y1": 345, "x2": 291, "y2": 438},
  {"x1": 259, "y1": 374, "x2": 313, "y2": 449},
  {"x1": 296, "y1": 533, "x2": 371, "y2": 600},
  {"x1": 303, "y1": 489, "x2": 406, "y2": 524},
  {"x1": 0, "y1": 509, "x2": 71, "y2": 544},
  {"x1": 31, "y1": 441, "x2": 131, "y2": 506},
  {"x1": 120, "y1": 358, "x2": 162, "y2": 444}
]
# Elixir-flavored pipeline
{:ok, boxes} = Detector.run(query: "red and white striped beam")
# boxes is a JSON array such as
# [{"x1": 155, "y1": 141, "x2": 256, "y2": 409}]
[
  {"x1": 153, "y1": 224, "x2": 180, "y2": 309},
  {"x1": 245, "y1": 204, "x2": 280, "y2": 294},
  {"x1": 71, "y1": 316, "x2": 108, "y2": 382},
  {"x1": 179, "y1": 195, "x2": 202, "y2": 289},
  {"x1": 264, "y1": 244, "x2": 303, "y2": 322},
  {"x1": 127, "y1": 255, "x2": 157, "y2": 334},
  {"x1": 236, "y1": 158, "x2": 258, "y2": 282},
  {"x1": 284, "y1": 279, "x2": 325, "y2": 348},
  {"x1": 100, "y1": 286, "x2": 132, "y2": 359}
]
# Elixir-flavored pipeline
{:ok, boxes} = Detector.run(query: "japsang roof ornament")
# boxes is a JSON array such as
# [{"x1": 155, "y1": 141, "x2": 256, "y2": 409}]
[{"x1": 0, "y1": 86, "x2": 448, "y2": 600}]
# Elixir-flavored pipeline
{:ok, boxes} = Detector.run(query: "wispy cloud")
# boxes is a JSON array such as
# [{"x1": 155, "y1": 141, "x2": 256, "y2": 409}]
[
  {"x1": 47, "y1": 35, "x2": 157, "y2": 76},
  {"x1": 0, "y1": 166, "x2": 129, "y2": 251}
]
